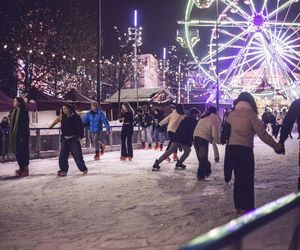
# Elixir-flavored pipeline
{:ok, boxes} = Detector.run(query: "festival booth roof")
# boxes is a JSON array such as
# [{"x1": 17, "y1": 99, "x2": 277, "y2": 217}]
[
  {"x1": 30, "y1": 88, "x2": 70, "y2": 111},
  {"x1": 149, "y1": 89, "x2": 176, "y2": 104},
  {"x1": 105, "y1": 88, "x2": 162, "y2": 103},
  {"x1": 64, "y1": 89, "x2": 111, "y2": 110},
  {"x1": 0, "y1": 90, "x2": 37, "y2": 112}
]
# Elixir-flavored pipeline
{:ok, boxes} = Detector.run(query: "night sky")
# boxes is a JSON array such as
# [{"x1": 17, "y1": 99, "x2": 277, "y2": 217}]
[{"x1": 102, "y1": 0, "x2": 187, "y2": 57}]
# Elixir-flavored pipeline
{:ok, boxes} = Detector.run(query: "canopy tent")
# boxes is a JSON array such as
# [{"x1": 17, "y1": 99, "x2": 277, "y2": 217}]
[
  {"x1": 63, "y1": 89, "x2": 95, "y2": 110},
  {"x1": 0, "y1": 90, "x2": 37, "y2": 112},
  {"x1": 30, "y1": 88, "x2": 70, "y2": 111}
]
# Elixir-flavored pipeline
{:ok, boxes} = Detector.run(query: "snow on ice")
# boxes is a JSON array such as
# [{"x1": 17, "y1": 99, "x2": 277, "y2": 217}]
[{"x1": 0, "y1": 134, "x2": 299, "y2": 249}]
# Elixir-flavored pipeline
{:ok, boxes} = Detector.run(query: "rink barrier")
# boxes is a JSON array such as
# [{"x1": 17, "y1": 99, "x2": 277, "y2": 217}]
[
  {"x1": 0, "y1": 126, "x2": 145, "y2": 162},
  {"x1": 179, "y1": 192, "x2": 300, "y2": 250}
]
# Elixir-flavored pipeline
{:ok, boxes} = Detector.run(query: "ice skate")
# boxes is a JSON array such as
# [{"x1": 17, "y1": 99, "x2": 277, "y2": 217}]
[
  {"x1": 172, "y1": 153, "x2": 178, "y2": 161},
  {"x1": 154, "y1": 142, "x2": 159, "y2": 150},
  {"x1": 100, "y1": 145, "x2": 106, "y2": 155},
  {"x1": 82, "y1": 169, "x2": 88, "y2": 175},
  {"x1": 57, "y1": 170, "x2": 67, "y2": 177},
  {"x1": 175, "y1": 161, "x2": 186, "y2": 170},
  {"x1": 120, "y1": 156, "x2": 126, "y2": 161},
  {"x1": 128, "y1": 157, "x2": 133, "y2": 161},
  {"x1": 152, "y1": 160, "x2": 160, "y2": 171},
  {"x1": 15, "y1": 168, "x2": 29, "y2": 177},
  {"x1": 94, "y1": 151, "x2": 100, "y2": 160}
]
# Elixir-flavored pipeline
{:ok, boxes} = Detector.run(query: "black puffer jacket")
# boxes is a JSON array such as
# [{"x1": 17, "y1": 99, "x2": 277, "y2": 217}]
[
  {"x1": 61, "y1": 112, "x2": 84, "y2": 139},
  {"x1": 173, "y1": 116, "x2": 198, "y2": 146}
]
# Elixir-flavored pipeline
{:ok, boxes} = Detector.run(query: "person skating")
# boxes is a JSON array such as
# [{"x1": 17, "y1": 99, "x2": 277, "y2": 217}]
[
  {"x1": 8, "y1": 97, "x2": 30, "y2": 177},
  {"x1": 119, "y1": 102, "x2": 134, "y2": 161},
  {"x1": 133, "y1": 107, "x2": 153, "y2": 149},
  {"x1": 152, "y1": 108, "x2": 200, "y2": 171},
  {"x1": 83, "y1": 102, "x2": 110, "y2": 160},
  {"x1": 224, "y1": 92, "x2": 283, "y2": 215},
  {"x1": 57, "y1": 104, "x2": 88, "y2": 177},
  {"x1": 193, "y1": 106, "x2": 221, "y2": 180},
  {"x1": 152, "y1": 108, "x2": 166, "y2": 151},
  {"x1": 159, "y1": 103, "x2": 185, "y2": 161},
  {"x1": 279, "y1": 98, "x2": 300, "y2": 190}
]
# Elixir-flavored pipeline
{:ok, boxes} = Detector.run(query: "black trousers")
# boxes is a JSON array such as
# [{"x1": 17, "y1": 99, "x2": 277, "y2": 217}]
[
  {"x1": 193, "y1": 137, "x2": 211, "y2": 179},
  {"x1": 121, "y1": 125, "x2": 133, "y2": 157},
  {"x1": 224, "y1": 145, "x2": 255, "y2": 210},
  {"x1": 15, "y1": 137, "x2": 29, "y2": 170},
  {"x1": 59, "y1": 137, "x2": 87, "y2": 173}
]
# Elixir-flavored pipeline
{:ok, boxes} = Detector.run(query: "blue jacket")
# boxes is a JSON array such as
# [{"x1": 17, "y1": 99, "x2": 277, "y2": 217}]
[{"x1": 83, "y1": 109, "x2": 110, "y2": 133}]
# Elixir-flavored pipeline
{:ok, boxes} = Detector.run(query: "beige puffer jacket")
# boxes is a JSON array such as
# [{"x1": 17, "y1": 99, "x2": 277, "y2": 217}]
[
  {"x1": 193, "y1": 113, "x2": 221, "y2": 144},
  {"x1": 159, "y1": 110, "x2": 185, "y2": 133},
  {"x1": 227, "y1": 101, "x2": 279, "y2": 149}
]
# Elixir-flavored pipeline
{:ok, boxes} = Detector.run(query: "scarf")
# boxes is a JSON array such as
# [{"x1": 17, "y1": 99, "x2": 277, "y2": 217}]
[{"x1": 8, "y1": 108, "x2": 21, "y2": 154}]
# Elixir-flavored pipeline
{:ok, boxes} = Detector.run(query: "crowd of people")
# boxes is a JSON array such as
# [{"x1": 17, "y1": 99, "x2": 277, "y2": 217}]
[{"x1": 1, "y1": 92, "x2": 300, "y2": 214}]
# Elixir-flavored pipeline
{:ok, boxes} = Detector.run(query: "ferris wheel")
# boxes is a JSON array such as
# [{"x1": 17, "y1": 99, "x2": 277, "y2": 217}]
[{"x1": 181, "y1": 0, "x2": 300, "y2": 101}]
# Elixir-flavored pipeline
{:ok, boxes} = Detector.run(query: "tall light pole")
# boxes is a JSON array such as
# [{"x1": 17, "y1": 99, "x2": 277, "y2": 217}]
[
  {"x1": 216, "y1": 0, "x2": 220, "y2": 111},
  {"x1": 97, "y1": 0, "x2": 102, "y2": 107},
  {"x1": 159, "y1": 47, "x2": 169, "y2": 89},
  {"x1": 128, "y1": 10, "x2": 142, "y2": 109},
  {"x1": 178, "y1": 61, "x2": 181, "y2": 103}
]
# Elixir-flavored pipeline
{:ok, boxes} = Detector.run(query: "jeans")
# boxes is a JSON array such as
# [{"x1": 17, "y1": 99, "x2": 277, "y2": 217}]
[
  {"x1": 141, "y1": 126, "x2": 153, "y2": 144},
  {"x1": 153, "y1": 128, "x2": 165, "y2": 145},
  {"x1": 156, "y1": 142, "x2": 191, "y2": 164},
  {"x1": 59, "y1": 137, "x2": 87, "y2": 173}
]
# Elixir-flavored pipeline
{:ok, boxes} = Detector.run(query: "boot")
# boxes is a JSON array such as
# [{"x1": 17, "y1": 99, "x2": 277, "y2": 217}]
[
  {"x1": 15, "y1": 167, "x2": 29, "y2": 177},
  {"x1": 100, "y1": 145, "x2": 106, "y2": 155},
  {"x1": 160, "y1": 144, "x2": 163, "y2": 151},
  {"x1": 152, "y1": 160, "x2": 160, "y2": 171},
  {"x1": 154, "y1": 142, "x2": 159, "y2": 150},
  {"x1": 94, "y1": 151, "x2": 100, "y2": 160},
  {"x1": 120, "y1": 156, "x2": 126, "y2": 161},
  {"x1": 141, "y1": 142, "x2": 145, "y2": 149},
  {"x1": 172, "y1": 153, "x2": 178, "y2": 161},
  {"x1": 57, "y1": 170, "x2": 67, "y2": 177},
  {"x1": 128, "y1": 157, "x2": 133, "y2": 161},
  {"x1": 175, "y1": 160, "x2": 186, "y2": 170},
  {"x1": 148, "y1": 143, "x2": 152, "y2": 149}
]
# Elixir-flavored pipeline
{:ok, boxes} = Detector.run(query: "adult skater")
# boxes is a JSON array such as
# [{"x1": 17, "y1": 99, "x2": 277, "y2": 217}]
[
  {"x1": 224, "y1": 92, "x2": 283, "y2": 215},
  {"x1": 193, "y1": 106, "x2": 221, "y2": 180},
  {"x1": 119, "y1": 102, "x2": 134, "y2": 161},
  {"x1": 8, "y1": 97, "x2": 30, "y2": 177},
  {"x1": 279, "y1": 98, "x2": 300, "y2": 190},
  {"x1": 159, "y1": 103, "x2": 185, "y2": 161},
  {"x1": 152, "y1": 108, "x2": 200, "y2": 171},
  {"x1": 83, "y1": 102, "x2": 110, "y2": 160},
  {"x1": 57, "y1": 104, "x2": 88, "y2": 177}
]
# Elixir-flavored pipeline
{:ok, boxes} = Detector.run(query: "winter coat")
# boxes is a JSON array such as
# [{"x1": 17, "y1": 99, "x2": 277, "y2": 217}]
[
  {"x1": 193, "y1": 113, "x2": 221, "y2": 144},
  {"x1": 61, "y1": 112, "x2": 84, "y2": 139},
  {"x1": 83, "y1": 108, "x2": 110, "y2": 133},
  {"x1": 159, "y1": 110, "x2": 185, "y2": 133},
  {"x1": 173, "y1": 116, "x2": 198, "y2": 146},
  {"x1": 227, "y1": 101, "x2": 278, "y2": 149},
  {"x1": 134, "y1": 112, "x2": 153, "y2": 128},
  {"x1": 280, "y1": 98, "x2": 300, "y2": 143}
]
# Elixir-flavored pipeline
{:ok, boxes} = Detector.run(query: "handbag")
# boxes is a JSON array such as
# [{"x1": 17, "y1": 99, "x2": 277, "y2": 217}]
[{"x1": 220, "y1": 121, "x2": 231, "y2": 145}]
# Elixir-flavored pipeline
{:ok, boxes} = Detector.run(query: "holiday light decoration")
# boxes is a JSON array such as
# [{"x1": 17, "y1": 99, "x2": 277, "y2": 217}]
[{"x1": 182, "y1": 0, "x2": 300, "y2": 101}]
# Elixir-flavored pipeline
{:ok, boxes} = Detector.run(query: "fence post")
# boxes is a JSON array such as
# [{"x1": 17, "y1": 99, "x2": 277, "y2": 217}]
[
  {"x1": 109, "y1": 128, "x2": 113, "y2": 146},
  {"x1": 36, "y1": 128, "x2": 41, "y2": 158}
]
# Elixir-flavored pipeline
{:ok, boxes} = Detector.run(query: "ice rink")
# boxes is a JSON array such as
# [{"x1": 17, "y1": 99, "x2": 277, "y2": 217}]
[{"x1": 0, "y1": 135, "x2": 299, "y2": 249}]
